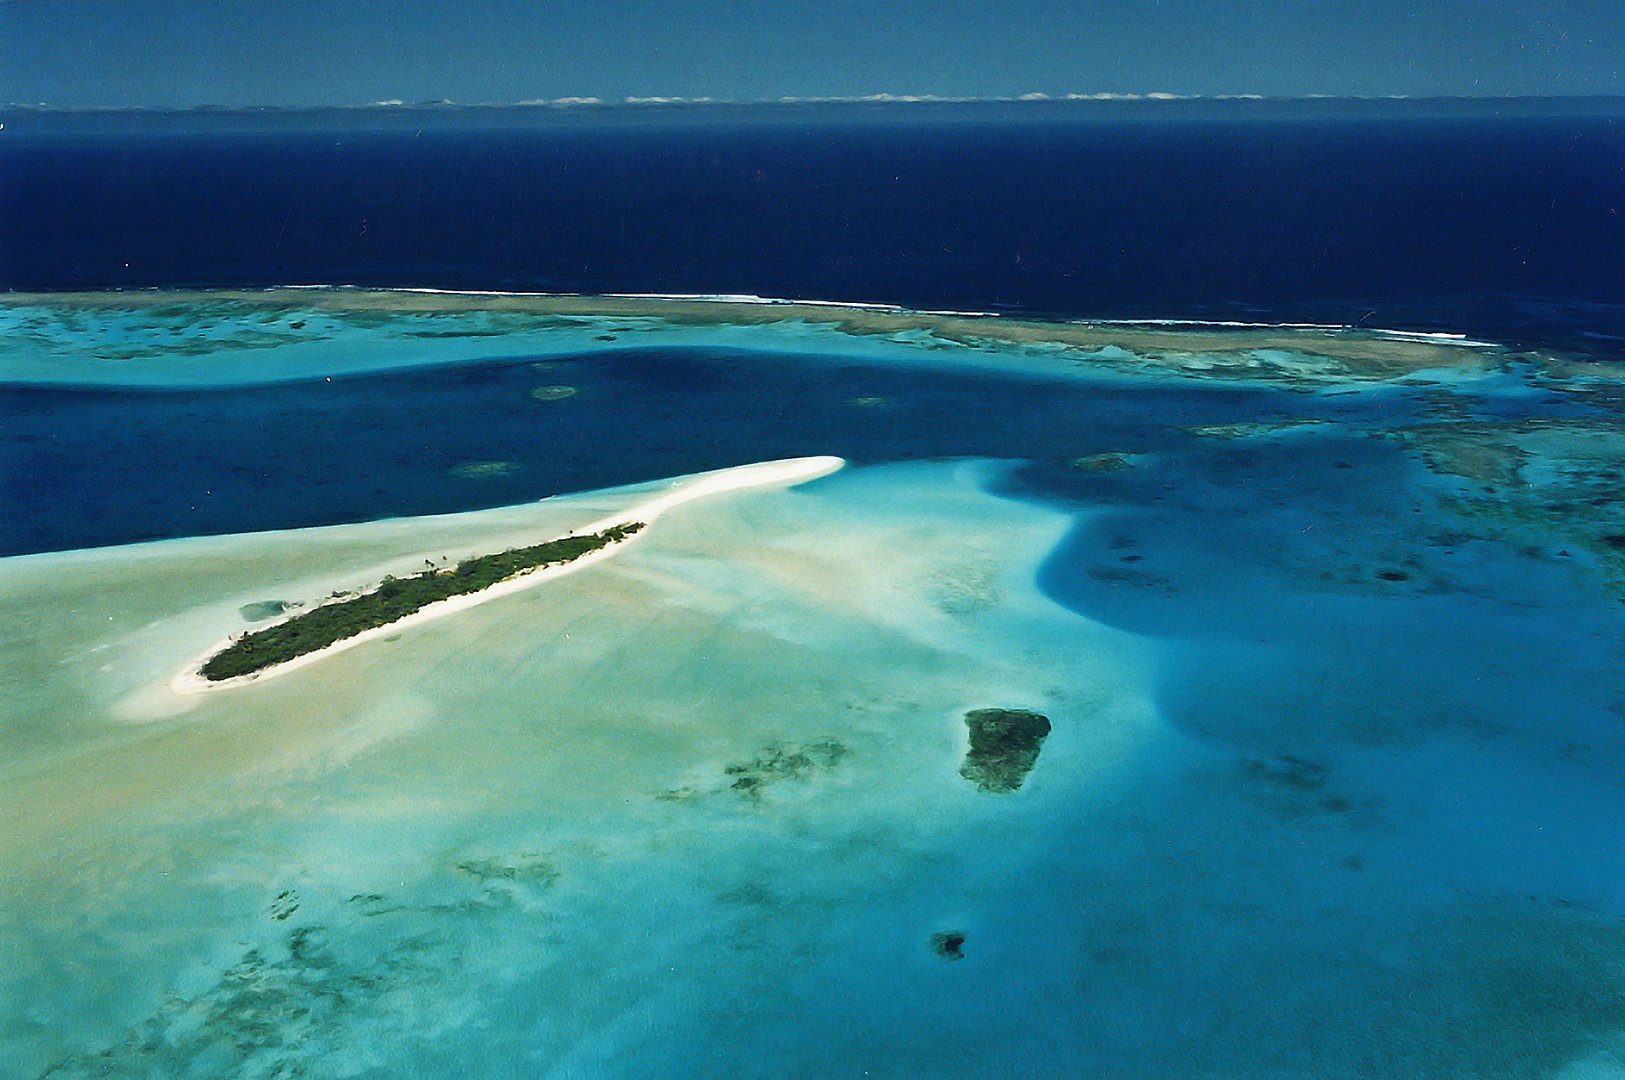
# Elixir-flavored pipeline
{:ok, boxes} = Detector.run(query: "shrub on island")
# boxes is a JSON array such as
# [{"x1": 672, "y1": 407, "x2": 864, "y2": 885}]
[{"x1": 200, "y1": 522, "x2": 645, "y2": 682}]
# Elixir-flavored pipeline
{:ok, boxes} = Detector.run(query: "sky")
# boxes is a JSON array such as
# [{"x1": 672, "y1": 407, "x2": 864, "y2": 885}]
[{"x1": 1, "y1": 0, "x2": 1621, "y2": 109}]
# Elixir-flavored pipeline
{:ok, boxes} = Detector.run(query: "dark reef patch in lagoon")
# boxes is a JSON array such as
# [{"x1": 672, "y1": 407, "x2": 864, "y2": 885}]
[
  {"x1": 961, "y1": 709, "x2": 1052, "y2": 794},
  {"x1": 930, "y1": 931, "x2": 967, "y2": 960}
]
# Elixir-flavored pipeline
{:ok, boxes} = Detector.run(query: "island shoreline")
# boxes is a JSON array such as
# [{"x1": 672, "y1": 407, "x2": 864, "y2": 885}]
[{"x1": 168, "y1": 455, "x2": 844, "y2": 695}]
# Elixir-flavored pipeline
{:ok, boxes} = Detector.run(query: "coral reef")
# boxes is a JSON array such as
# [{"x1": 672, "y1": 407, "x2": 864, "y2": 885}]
[{"x1": 960, "y1": 708, "x2": 1051, "y2": 794}]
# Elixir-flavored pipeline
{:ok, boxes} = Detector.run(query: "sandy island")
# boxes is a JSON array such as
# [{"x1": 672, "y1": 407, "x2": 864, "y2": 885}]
[{"x1": 168, "y1": 455, "x2": 845, "y2": 695}]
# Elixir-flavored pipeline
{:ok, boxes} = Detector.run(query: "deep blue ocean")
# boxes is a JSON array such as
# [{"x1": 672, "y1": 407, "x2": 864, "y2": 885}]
[
  {"x1": 0, "y1": 344, "x2": 1580, "y2": 557},
  {"x1": 3, "y1": 100, "x2": 1622, "y2": 554},
  {"x1": 4, "y1": 102, "x2": 1622, "y2": 349}
]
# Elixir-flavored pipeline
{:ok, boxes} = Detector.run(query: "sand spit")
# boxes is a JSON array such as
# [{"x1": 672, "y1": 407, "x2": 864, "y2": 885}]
[{"x1": 168, "y1": 455, "x2": 844, "y2": 695}]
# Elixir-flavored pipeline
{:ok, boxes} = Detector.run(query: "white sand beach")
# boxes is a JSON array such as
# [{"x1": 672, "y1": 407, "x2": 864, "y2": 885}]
[{"x1": 167, "y1": 455, "x2": 845, "y2": 694}]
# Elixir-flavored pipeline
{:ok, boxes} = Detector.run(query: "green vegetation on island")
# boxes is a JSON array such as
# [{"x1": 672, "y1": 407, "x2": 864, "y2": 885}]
[{"x1": 199, "y1": 522, "x2": 645, "y2": 682}]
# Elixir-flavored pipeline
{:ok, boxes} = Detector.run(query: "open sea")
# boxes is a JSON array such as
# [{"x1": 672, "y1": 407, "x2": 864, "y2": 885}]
[
  {"x1": 4, "y1": 99, "x2": 1623, "y2": 344},
  {"x1": 4, "y1": 98, "x2": 1625, "y2": 1079}
]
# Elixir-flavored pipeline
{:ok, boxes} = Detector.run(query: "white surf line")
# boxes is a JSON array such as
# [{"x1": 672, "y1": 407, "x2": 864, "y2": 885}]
[
  {"x1": 1069, "y1": 317, "x2": 1505, "y2": 348},
  {"x1": 169, "y1": 455, "x2": 845, "y2": 695}
]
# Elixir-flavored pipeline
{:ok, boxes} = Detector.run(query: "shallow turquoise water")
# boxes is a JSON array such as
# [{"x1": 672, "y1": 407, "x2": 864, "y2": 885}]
[{"x1": 6, "y1": 297, "x2": 1625, "y2": 1079}]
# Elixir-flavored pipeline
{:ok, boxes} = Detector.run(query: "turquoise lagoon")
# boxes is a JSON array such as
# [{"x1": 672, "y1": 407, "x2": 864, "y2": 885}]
[{"x1": 5, "y1": 292, "x2": 1625, "y2": 1078}]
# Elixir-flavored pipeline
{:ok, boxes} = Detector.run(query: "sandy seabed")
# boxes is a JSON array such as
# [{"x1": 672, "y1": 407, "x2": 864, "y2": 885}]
[
  {"x1": 2, "y1": 457, "x2": 1145, "y2": 1077},
  {"x1": 6, "y1": 457, "x2": 1625, "y2": 1079}
]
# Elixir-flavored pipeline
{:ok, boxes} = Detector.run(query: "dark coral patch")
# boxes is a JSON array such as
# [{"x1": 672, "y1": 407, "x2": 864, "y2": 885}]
[{"x1": 961, "y1": 708, "x2": 1051, "y2": 793}]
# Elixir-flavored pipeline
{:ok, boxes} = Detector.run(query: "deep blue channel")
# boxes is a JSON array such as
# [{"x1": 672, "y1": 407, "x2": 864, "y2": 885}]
[{"x1": 0, "y1": 346, "x2": 1352, "y2": 555}]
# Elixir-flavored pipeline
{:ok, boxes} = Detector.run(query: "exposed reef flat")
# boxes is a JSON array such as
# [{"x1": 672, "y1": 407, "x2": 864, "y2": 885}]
[{"x1": 0, "y1": 288, "x2": 1550, "y2": 390}]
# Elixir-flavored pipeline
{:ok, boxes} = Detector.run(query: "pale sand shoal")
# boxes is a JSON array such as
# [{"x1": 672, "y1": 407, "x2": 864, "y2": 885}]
[
  {"x1": 2, "y1": 455, "x2": 1138, "y2": 874},
  {"x1": 167, "y1": 455, "x2": 845, "y2": 695}
]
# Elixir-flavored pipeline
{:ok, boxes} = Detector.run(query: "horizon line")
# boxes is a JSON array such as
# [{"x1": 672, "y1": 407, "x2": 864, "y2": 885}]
[{"x1": 6, "y1": 91, "x2": 1625, "y2": 114}]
